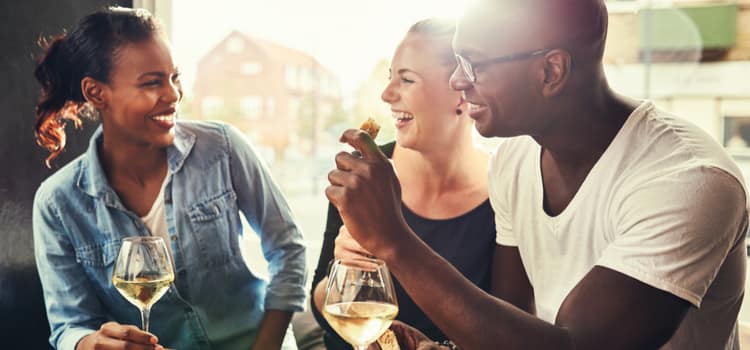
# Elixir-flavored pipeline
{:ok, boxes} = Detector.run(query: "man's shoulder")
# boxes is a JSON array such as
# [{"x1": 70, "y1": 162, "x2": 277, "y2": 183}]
[{"x1": 621, "y1": 103, "x2": 745, "y2": 189}]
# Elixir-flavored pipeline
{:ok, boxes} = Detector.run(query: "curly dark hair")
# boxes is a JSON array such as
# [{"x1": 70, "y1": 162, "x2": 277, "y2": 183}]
[{"x1": 34, "y1": 7, "x2": 160, "y2": 167}]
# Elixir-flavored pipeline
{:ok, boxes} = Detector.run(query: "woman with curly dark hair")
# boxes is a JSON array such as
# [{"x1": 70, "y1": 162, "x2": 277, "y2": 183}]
[{"x1": 33, "y1": 7, "x2": 306, "y2": 350}]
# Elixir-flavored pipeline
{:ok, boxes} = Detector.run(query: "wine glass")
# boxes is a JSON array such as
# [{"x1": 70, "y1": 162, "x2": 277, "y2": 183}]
[
  {"x1": 322, "y1": 257, "x2": 398, "y2": 350},
  {"x1": 112, "y1": 236, "x2": 174, "y2": 333}
]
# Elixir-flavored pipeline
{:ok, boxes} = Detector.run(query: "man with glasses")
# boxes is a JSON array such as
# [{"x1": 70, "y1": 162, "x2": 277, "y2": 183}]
[{"x1": 326, "y1": 0, "x2": 748, "y2": 349}]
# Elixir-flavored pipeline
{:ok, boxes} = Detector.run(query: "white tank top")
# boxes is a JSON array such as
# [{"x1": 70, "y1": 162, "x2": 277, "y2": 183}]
[{"x1": 140, "y1": 178, "x2": 172, "y2": 257}]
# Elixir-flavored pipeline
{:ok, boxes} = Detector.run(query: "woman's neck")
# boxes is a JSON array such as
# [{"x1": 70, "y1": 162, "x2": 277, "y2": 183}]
[
  {"x1": 393, "y1": 132, "x2": 487, "y2": 199},
  {"x1": 99, "y1": 140, "x2": 168, "y2": 188}
]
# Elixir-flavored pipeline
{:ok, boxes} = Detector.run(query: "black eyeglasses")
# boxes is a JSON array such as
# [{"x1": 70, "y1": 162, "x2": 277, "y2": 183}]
[{"x1": 455, "y1": 48, "x2": 552, "y2": 83}]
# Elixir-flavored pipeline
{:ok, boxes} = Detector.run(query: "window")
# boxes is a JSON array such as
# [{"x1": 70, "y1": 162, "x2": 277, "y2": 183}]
[
  {"x1": 288, "y1": 98, "x2": 300, "y2": 120},
  {"x1": 299, "y1": 66, "x2": 313, "y2": 92},
  {"x1": 725, "y1": 116, "x2": 750, "y2": 196},
  {"x1": 241, "y1": 61, "x2": 262, "y2": 75},
  {"x1": 226, "y1": 36, "x2": 245, "y2": 53},
  {"x1": 240, "y1": 96, "x2": 263, "y2": 119},
  {"x1": 724, "y1": 116, "x2": 750, "y2": 150},
  {"x1": 200, "y1": 96, "x2": 224, "y2": 117},
  {"x1": 284, "y1": 65, "x2": 298, "y2": 89},
  {"x1": 266, "y1": 97, "x2": 276, "y2": 117},
  {"x1": 324, "y1": 75, "x2": 341, "y2": 97}
]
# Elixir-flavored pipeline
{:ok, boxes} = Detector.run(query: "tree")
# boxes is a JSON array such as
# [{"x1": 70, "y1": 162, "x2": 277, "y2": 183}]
[
  {"x1": 324, "y1": 101, "x2": 348, "y2": 131},
  {"x1": 297, "y1": 94, "x2": 316, "y2": 143},
  {"x1": 351, "y1": 59, "x2": 395, "y2": 142}
]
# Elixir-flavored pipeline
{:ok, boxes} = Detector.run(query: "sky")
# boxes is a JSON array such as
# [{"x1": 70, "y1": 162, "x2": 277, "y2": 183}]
[{"x1": 171, "y1": 0, "x2": 473, "y2": 105}]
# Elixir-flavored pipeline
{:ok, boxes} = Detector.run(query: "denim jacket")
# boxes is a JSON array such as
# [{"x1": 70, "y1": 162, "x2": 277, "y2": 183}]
[{"x1": 33, "y1": 121, "x2": 306, "y2": 350}]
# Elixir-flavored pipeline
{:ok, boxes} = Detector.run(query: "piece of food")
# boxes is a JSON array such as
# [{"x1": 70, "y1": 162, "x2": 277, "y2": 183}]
[
  {"x1": 377, "y1": 329, "x2": 401, "y2": 350},
  {"x1": 359, "y1": 117, "x2": 380, "y2": 139}
]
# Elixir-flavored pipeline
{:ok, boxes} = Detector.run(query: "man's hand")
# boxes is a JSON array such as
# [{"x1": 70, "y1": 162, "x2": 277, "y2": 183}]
[
  {"x1": 76, "y1": 322, "x2": 163, "y2": 350},
  {"x1": 325, "y1": 129, "x2": 410, "y2": 257}
]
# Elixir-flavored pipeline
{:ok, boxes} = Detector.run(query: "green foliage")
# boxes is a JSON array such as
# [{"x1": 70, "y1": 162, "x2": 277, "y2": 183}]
[{"x1": 351, "y1": 58, "x2": 395, "y2": 142}]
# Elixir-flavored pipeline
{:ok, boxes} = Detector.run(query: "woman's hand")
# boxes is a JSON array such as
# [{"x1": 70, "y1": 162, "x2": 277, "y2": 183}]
[
  {"x1": 76, "y1": 322, "x2": 163, "y2": 350},
  {"x1": 365, "y1": 321, "x2": 450, "y2": 350},
  {"x1": 334, "y1": 225, "x2": 374, "y2": 260},
  {"x1": 249, "y1": 310, "x2": 293, "y2": 350},
  {"x1": 391, "y1": 321, "x2": 449, "y2": 350}
]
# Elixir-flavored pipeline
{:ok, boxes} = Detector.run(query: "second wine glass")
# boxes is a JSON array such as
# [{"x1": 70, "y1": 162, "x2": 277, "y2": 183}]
[
  {"x1": 112, "y1": 236, "x2": 174, "y2": 333},
  {"x1": 322, "y1": 257, "x2": 398, "y2": 350}
]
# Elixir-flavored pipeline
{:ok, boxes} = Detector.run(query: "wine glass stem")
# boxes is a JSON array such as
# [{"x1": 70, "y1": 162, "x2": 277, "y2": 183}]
[{"x1": 141, "y1": 306, "x2": 152, "y2": 333}]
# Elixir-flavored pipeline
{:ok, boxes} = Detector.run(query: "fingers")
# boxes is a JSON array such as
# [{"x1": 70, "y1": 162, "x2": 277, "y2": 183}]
[
  {"x1": 328, "y1": 152, "x2": 365, "y2": 189},
  {"x1": 99, "y1": 322, "x2": 158, "y2": 345},
  {"x1": 89, "y1": 337, "x2": 162, "y2": 350},
  {"x1": 339, "y1": 225, "x2": 350, "y2": 237},
  {"x1": 325, "y1": 168, "x2": 362, "y2": 214},
  {"x1": 334, "y1": 226, "x2": 373, "y2": 259},
  {"x1": 327, "y1": 168, "x2": 354, "y2": 188},
  {"x1": 388, "y1": 321, "x2": 434, "y2": 350},
  {"x1": 327, "y1": 148, "x2": 392, "y2": 209},
  {"x1": 417, "y1": 342, "x2": 449, "y2": 350},
  {"x1": 339, "y1": 129, "x2": 387, "y2": 161},
  {"x1": 339, "y1": 226, "x2": 373, "y2": 255},
  {"x1": 324, "y1": 183, "x2": 344, "y2": 206},
  {"x1": 334, "y1": 151, "x2": 360, "y2": 172},
  {"x1": 333, "y1": 150, "x2": 377, "y2": 181}
]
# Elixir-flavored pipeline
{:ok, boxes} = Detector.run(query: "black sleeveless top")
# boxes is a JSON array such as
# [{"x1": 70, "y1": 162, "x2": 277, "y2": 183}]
[{"x1": 310, "y1": 142, "x2": 496, "y2": 349}]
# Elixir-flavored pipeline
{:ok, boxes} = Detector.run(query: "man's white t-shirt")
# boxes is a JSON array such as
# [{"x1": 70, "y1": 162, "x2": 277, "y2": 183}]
[{"x1": 490, "y1": 101, "x2": 748, "y2": 349}]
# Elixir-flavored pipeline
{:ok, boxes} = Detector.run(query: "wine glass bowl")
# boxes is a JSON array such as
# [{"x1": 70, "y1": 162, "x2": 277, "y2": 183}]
[
  {"x1": 322, "y1": 257, "x2": 398, "y2": 350},
  {"x1": 112, "y1": 236, "x2": 174, "y2": 332}
]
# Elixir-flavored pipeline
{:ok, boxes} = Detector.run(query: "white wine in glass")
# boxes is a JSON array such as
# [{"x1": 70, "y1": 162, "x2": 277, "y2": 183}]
[
  {"x1": 112, "y1": 236, "x2": 174, "y2": 333},
  {"x1": 323, "y1": 257, "x2": 398, "y2": 350}
]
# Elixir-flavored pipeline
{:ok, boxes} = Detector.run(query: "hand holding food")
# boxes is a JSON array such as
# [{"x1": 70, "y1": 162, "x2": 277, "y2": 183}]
[
  {"x1": 359, "y1": 117, "x2": 381, "y2": 140},
  {"x1": 327, "y1": 124, "x2": 408, "y2": 260}
]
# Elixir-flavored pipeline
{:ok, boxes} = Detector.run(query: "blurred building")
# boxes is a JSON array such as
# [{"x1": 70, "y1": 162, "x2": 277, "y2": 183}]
[
  {"x1": 604, "y1": 0, "x2": 750, "y2": 161},
  {"x1": 192, "y1": 31, "x2": 342, "y2": 161}
]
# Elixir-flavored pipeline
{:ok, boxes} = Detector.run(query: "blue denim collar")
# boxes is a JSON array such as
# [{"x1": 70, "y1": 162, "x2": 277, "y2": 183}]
[
  {"x1": 168, "y1": 123, "x2": 196, "y2": 174},
  {"x1": 76, "y1": 123, "x2": 196, "y2": 201}
]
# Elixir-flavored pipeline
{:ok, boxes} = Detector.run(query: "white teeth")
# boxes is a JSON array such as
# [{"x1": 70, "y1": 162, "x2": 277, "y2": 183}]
[
  {"x1": 391, "y1": 112, "x2": 414, "y2": 121},
  {"x1": 468, "y1": 103, "x2": 483, "y2": 110},
  {"x1": 152, "y1": 114, "x2": 174, "y2": 121}
]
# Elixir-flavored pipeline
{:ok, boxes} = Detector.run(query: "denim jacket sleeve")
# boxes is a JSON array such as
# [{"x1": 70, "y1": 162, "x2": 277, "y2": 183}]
[
  {"x1": 33, "y1": 188, "x2": 104, "y2": 350},
  {"x1": 223, "y1": 124, "x2": 307, "y2": 312}
]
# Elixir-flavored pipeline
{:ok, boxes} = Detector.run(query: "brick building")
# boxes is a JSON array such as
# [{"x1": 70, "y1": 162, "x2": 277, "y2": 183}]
[
  {"x1": 192, "y1": 31, "x2": 341, "y2": 160},
  {"x1": 603, "y1": 0, "x2": 750, "y2": 156}
]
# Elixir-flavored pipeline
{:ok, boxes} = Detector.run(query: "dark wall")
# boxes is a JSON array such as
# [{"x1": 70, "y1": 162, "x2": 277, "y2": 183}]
[{"x1": 0, "y1": 0, "x2": 130, "y2": 347}]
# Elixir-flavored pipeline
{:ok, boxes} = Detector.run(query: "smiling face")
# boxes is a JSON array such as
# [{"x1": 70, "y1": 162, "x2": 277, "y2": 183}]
[
  {"x1": 449, "y1": 4, "x2": 551, "y2": 138},
  {"x1": 98, "y1": 34, "x2": 182, "y2": 150},
  {"x1": 381, "y1": 32, "x2": 469, "y2": 152},
  {"x1": 449, "y1": 0, "x2": 609, "y2": 138}
]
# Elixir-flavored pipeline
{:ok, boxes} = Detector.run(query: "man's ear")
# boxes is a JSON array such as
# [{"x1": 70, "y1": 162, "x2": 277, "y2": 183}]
[
  {"x1": 539, "y1": 49, "x2": 571, "y2": 98},
  {"x1": 81, "y1": 77, "x2": 107, "y2": 109}
]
